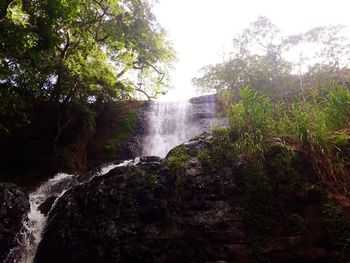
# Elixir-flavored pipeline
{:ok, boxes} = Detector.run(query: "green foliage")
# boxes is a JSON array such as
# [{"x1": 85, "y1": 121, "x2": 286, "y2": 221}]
[
  {"x1": 166, "y1": 146, "x2": 190, "y2": 175},
  {"x1": 289, "y1": 98, "x2": 328, "y2": 146},
  {"x1": 323, "y1": 201, "x2": 350, "y2": 260},
  {"x1": 197, "y1": 128, "x2": 235, "y2": 169},
  {"x1": 193, "y1": 17, "x2": 350, "y2": 100},
  {"x1": 325, "y1": 87, "x2": 350, "y2": 130},
  {"x1": 0, "y1": 0, "x2": 174, "y2": 133},
  {"x1": 243, "y1": 164, "x2": 273, "y2": 262},
  {"x1": 222, "y1": 85, "x2": 350, "y2": 194},
  {"x1": 228, "y1": 87, "x2": 274, "y2": 136},
  {"x1": 105, "y1": 110, "x2": 137, "y2": 153},
  {"x1": 227, "y1": 87, "x2": 274, "y2": 160}
]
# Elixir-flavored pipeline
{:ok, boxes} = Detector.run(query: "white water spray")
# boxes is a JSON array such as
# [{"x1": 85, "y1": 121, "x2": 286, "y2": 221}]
[{"x1": 142, "y1": 101, "x2": 195, "y2": 157}]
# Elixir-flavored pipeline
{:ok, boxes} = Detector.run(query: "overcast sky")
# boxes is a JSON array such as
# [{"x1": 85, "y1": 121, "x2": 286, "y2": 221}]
[{"x1": 153, "y1": 0, "x2": 350, "y2": 100}]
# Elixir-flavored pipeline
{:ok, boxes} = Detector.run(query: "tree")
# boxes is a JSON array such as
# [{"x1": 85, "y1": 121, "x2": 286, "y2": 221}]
[
  {"x1": 0, "y1": 0, "x2": 175, "y2": 133},
  {"x1": 193, "y1": 17, "x2": 350, "y2": 100}
]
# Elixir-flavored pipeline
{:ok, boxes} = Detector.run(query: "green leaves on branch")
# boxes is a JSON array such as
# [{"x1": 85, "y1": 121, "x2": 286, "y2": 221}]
[
  {"x1": 0, "y1": 0, "x2": 174, "y2": 133},
  {"x1": 0, "y1": 0, "x2": 175, "y2": 104},
  {"x1": 193, "y1": 16, "x2": 350, "y2": 100}
]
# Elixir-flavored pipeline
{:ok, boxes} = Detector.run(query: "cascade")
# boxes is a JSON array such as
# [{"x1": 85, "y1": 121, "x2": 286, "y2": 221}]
[
  {"x1": 142, "y1": 100, "x2": 196, "y2": 157},
  {"x1": 6, "y1": 160, "x2": 134, "y2": 263}
]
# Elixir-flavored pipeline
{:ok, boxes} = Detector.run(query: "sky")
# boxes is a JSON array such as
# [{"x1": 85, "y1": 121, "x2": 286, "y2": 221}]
[{"x1": 153, "y1": 0, "x2": 350, "y2": 100}]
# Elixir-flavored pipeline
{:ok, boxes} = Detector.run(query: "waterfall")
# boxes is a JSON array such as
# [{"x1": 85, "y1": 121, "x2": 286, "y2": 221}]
[
  {"x1": 7, "y1": 95, "x2": 221, "y2": 262},
  {"x1": 142, "y1": 101, "x2": 195, "y2": 157},
  {"x1": 6, "y1": 160, "x2": 134, "y2": 263}
]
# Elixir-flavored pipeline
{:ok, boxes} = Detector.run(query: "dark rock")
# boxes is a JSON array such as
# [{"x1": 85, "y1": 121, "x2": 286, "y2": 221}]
[
  {"x1": 189, "y1": 94, "x2": 217, "y2": 104},
  {"x1": 35, "y1": 134, "x2": 247, "y2": 263},
  {"x1": 38, "y1": 195, "x2": 57, "y2": 216},
  {"x1": 119, "y1": 106, "x2": 150, "y2": 158},
  {"x1": 0, "y1": 183, "x2": 29, "y2": 261},
  {"x1": 188, "y1": 95, "x2": 227, "y2": 134},
  {"x1": 139, "y1": 156, "x2": 163, "y2": 163},
  {"x1": 35, "y1": 133, "x2": 344, "y2": 263}
]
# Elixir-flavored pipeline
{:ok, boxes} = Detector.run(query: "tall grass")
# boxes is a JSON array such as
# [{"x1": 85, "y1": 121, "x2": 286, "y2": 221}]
[{"x1": 226, "y1": 85, "x2": 350, "y2": 195}]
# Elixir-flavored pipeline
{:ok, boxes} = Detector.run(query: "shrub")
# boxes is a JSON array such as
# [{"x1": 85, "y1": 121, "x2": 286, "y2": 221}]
[{"x1": 325, "y1": 86, "x2": 350, "y2": 130}]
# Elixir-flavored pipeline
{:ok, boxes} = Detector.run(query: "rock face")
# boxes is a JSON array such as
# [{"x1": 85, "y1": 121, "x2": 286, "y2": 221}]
[
  {"x1": 0, "y1": 183, "x2": 29, "y2": 261},
  {"x1": 35, "y1": 133, "x2": 348, "y2": 263},
  {"x1": 119, "y1": 103, "x2": 151, "y2": 158},
  {"x1": 188, "y1": 94, "x2": 227, "y2": 133}
]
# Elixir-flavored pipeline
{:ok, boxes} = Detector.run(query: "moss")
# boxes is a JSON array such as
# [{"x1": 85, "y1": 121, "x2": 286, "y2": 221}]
[
  {"x1": 146, "y1": 173, "x2": 158, "y2": 189},
  {"x1": 322, "y1": 200, "x2": 350, "y2": 261},
  {"x1": 104, "y1": 110, "x2": 137, "y2": 154},
  {"x1": 167, "y1": 146, "x2": 190, "y2": 205},
  {"x1": 243, "y1": 163, "x2": 273, "y2": 262},
  {"x1": 167, "y1": 146, "x2": 190, "y2": 174},
  {"x1": 197, "y1": 149, "x2": 212, "y2": 168},
  {"x1": 197, "y1": 128, "x2": 236, "y2": 170}
]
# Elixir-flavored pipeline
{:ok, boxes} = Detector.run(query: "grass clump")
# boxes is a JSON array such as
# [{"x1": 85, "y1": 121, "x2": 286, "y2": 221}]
[{"x1": 225, "y1": 85, "x2": 350, "y2": 195}]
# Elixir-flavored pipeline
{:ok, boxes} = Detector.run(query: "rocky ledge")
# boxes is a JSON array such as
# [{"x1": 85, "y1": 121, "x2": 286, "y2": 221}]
[{"x1": 34, "y1": 132, "x2": 350, "y2": 263}]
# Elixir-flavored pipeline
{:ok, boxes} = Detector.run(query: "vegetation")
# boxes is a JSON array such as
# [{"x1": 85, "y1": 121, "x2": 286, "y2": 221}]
[
  {"x1": 197, "y1": 128, "x2": 235, "y2": 169},
  {"x1": 322, "y1": 200, "x2": 350, "y2": 260},
  {"x1": 0, "y1": 0, "x2": 174, "y2": 179},
  {"x1": 193, "y1": 17, "x2": 350, "y2": 261},
  {"x1": 193, "y1": 16, "x2": 350, "y2": 100},
  {"x1": 194, "y1": 17, "x2": 350, "y2": 197},
  {"x1": 167, "y1": 146, "x2": 190, "y2": 175}
]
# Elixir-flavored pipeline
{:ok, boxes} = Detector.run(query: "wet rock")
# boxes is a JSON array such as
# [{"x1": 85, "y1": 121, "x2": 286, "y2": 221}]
[
  {"x1": 35, "y1": 133, "x2": 346, "y2": 263},
  {"x1": 35, "y1": 135, "x2": 248, "y2": 263},
  {"x1": 188, "y1": 95, "x2": 227, "y2": 133},
  {"x1": 189, "y1": 94, "x2": 217, "y2": 104},
  {"x1": 0, "y1": 183, "x2": 29, "y2": 261},
  {"x1": 38, "y1": 195, "x2": 57, "y2": 216}
]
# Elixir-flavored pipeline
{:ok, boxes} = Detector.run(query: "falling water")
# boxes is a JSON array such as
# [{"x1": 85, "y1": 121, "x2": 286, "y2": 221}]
[
  {"x1": 142, "y1": 101, "x2": 195, "y2": 157},
  {"x1": 7, "y1": 96, "x2": 219, "y2": 262},
  {"x1": 6, "y1": 160, "x2": 135, "y2": 263}
]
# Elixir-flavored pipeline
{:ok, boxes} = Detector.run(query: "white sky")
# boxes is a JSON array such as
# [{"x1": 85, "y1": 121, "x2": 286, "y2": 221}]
[{"x1": 153, "y1": 0, "x2": 350, "y2": 100}]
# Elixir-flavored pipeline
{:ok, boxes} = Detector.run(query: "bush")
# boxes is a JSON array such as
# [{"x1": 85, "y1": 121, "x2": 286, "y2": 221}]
[{"x1": 325, "y1": 86, "x2": 350, "y2": 130}]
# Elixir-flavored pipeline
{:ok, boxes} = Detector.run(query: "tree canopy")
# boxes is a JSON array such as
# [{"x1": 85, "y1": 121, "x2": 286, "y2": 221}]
[
  {"x1": 0, "y1": 0, "x2": 175, "y2": 133},
  {"x1": 193, "y1": 16, "x2": 350, "y2": 100}
]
